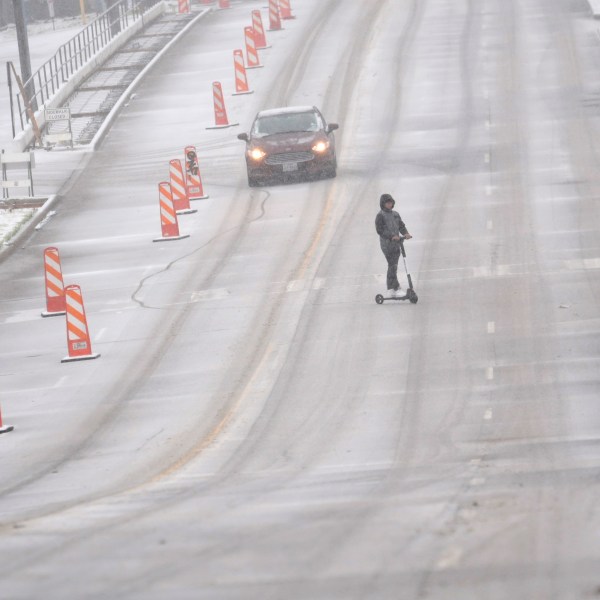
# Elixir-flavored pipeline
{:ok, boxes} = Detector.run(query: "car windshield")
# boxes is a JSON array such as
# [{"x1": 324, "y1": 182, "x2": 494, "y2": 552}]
[{"x1": 253, "y1": 112, "x2": 320, "y2": 136}]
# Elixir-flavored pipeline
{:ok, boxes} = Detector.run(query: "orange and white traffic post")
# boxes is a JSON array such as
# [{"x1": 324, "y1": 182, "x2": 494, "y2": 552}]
[
  {"x1": 268, "y1": 0, "x2": 283, "y2": 31},
  {"x1": 41, "y1": 246, "x2": 66, "y2": 317},
  {"x1": 0, "y1": 404, "x2": 14, "y2": 434},
  {"x1": 61, "y1": 284, "x2": 100, "y2": 363},
  {"x1": 278, "y1": 0, "x2": 294, "y2": 19},
  {"x1": 178, "y1": 0, "x2": 190, "y2": 14},
  {"x1": 154, "y1": 182, "x2": 190, "y2": 242},
  {"x1": 169, "y1": 159, "x2": 197, "y2": 214},
  {"x1": 233, "y1": 49, "x2": 253, "y2": 95},
  {"x1": 184, "y1": 146, "x2": 209, "y2": 199},
  {"x1": 207, "y1": 82, "x2": 239, "y2": 129},
  {"x1": 244, "y1": 26, "x2": 262, "y2": 69},
  {"x1": 218, "y1": 0, "x2": 230, "y2": 8},
  {"x1": 252, "y1": 10, "x2": 270, "y2": 49}
]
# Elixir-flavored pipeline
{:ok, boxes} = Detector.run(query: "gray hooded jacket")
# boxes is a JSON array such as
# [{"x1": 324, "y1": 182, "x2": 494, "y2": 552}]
[{"x1": 375, "y1": 194, "x2": 408, "y2": 254}]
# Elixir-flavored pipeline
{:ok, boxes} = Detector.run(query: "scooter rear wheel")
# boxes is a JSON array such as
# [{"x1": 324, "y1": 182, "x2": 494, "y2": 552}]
[{"x1": 375, "y1": 294, "x2": 384, "y2": 304}]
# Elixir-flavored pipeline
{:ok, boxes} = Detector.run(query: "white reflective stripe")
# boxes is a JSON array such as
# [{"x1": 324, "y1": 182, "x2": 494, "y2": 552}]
[
  {"x1": 46, "y1": 272, "x2": 64, "y2": 290},
  {"x1": 45, "y1": 254, "x2": 61, "y2": 271},
  {"x1": 67, "y1": 315, "x2": 88, "y2": 337},
  {"x1": 160, "y1": 207, "x2": 177, "y2": 224},
  {"x1": 66, "y1": 295, "x2": 84, "y2": 314}
]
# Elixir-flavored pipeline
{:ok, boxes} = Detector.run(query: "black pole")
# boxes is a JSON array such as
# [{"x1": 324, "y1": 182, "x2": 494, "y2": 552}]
[{"x1": 11, "y1": 0, "x2": 36, "y2": 111}]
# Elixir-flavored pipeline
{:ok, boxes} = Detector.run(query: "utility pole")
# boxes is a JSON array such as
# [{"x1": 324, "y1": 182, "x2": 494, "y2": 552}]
[{"x1": 11, "y1": 0, "x2": 37, "y2": 112}]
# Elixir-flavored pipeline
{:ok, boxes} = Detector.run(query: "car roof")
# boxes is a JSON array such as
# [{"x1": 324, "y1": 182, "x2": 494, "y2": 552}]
[{"x1": 256, "y1": 106, "x2": 317, "y2": 118}]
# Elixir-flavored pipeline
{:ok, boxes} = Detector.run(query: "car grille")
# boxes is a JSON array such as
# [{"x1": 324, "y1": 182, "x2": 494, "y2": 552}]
[{"x1": 265, "y1": 151, "x2": 314, "y2": 165}]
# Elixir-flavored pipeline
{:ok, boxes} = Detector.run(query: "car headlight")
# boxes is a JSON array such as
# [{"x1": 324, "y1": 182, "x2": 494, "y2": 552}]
[
  {"x1": 248, "y1": 147, "x2": 266, "y2": 161},
  {"x1": 312, "y1": 140, "x2": 329, "y2": 153}
]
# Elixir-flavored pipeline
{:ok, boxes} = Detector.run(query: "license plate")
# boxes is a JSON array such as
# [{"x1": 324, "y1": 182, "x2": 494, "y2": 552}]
[{"x1": 282, "y1": 162, "x2": 298, "y2": 172}]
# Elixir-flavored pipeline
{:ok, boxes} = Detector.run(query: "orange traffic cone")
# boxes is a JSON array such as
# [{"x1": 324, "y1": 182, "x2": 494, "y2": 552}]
[
  {"x1": 279, "y1": 0, "x2": 294, "y2": 19},
  {"x1": 233, "y1": 49, "x2": 253, "y2": 95},
  {"x1": 153, "y1": 182, "x2": 190, "y2": 242},
  {"x1": 184, "y1": 146, "x2": 209, "y2": 200},
  {"x1": 41, "y1": 246, "x2": 66, "y2": 317},
  {"x1": 61, "y1": 285, "x2": 100, "y2": 363},
  {"x1": 252, "y1": 10, "x2": 270, "y2": 49},
  {"x1": 244, "y1": 26, "x2": 263, "y2": 69},
  {"x1": 178, "y1": 0, "x2": 190, "y2": 13},
  {"x1": 207, "y1": 82, "x2": 239, "y2": 129},
  {"x1": 268, "y1": 0, "x2": 283, "y2": 30},
  {"x1": 169, "y1": 159, "x2": 197, "y2": 215},
  {"x1": 0, "y1": 404, "x2": 14, "y2": 434}
]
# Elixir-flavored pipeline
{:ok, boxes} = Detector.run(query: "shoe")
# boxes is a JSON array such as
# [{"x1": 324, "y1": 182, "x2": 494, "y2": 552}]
[{"x1": 391, "y1": 288, "x2": 402, "y2": 298}]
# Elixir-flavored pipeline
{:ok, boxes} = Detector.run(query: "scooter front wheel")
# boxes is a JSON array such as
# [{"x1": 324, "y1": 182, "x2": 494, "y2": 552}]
[{"x1": 407, "y1": 289, "x2": 418, "y2": 304}]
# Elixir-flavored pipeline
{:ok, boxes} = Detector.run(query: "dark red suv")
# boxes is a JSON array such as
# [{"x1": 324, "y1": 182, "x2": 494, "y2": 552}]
[{"x1": 237, "y1": 105, "x2": 339, "y2": 187}]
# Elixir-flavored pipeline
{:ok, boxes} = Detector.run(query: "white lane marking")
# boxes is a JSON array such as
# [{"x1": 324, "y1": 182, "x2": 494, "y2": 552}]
[
  {"x1": 94, "y1": 328, "x2": 107, "y2": 342},
  {"x1": 485, "y1": 185, "x2": 493, "y2": 196},
  {"x1": 470, "y1": 477, "x2": 486, "y2": 486},
  {"x1": 563, "y1": 258, "x2": 600, "y2": 270},
  {"x1": 436, "y1": 546, "x2": 464, "y2": 570},
  {"x1": 484, "y1": 408, "x2": 493, "y2": 420},
  {"x1": 486, "y1": 366, "x2": 494, "y2": 380},
  {"x1": 190, "y1": 288, "x2": 230, "y2": 301},
  {"x1": 469, "y1": 458, "x2": 482, "y2": 466},
  {"x1": 286, "y1": 279, "x2": 304, "y2": 292},
  {"x1": 487, "y1": 321, "x2": 495, "y2": 333},
  {"x1": 53, "y1": 376, "x2": 69, "y2": 388},
  {"x1": 485, "y1": 152, "x2": 490, "y2": 164},
  {"x1": 486, "y1": 219, "x2": 493, "y2": 230}
]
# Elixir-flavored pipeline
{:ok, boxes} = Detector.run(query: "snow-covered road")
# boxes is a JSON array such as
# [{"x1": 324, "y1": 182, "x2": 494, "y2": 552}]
[{"x1": 1, "y1": 0, "x2": 600, "y2": 598}]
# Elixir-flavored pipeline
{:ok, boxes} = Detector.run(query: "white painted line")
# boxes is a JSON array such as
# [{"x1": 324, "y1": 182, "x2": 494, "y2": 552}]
[
  {"x1": 286, "y1": 279, "x2": 304, "y2": 292},
  {"x1": 190, "y1": 288, "x2": 230, "y2": 301},
  {"x1": 486, "y1": 366, "x2": 494, "y2": 380},
  {"x1": 487, "y1": 321, "x2": 495, "y2": 333},
  {"x1": 470, "y1": 477, "x2": 486, "y2": 486},
  {"x1": 563, "y1": 257, "x2": 600, "y2": 270},
  {"x1": 53, "y1": 375, "x2": 69, "y2": 388},
  {"x1": 486, "y1": 219, "x2": 493, "y2": 230},
  {"x1": 484, "y1": 408, "x2": 493, "y2": 420},
  {"x1": 485, "y1": 185, "x2": 493, "y2": 196},
  {"x1": 435, "y1": 546, "x2": 464, "y2": 570},
  {"x1": 94, "y1": 328, "x2": 107, "y2": 341},
  {"x1": 485, "y1": 153, "x2": 490, "y2": 164}
]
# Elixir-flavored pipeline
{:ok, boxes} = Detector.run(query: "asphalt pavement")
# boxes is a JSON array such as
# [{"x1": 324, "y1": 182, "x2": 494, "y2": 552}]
[{"x1": 0, "y1": 1, "x2": 599, "y2": 598}]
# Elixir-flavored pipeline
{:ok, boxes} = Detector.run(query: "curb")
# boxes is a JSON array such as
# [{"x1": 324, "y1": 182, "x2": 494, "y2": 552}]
[{"x1": 0, "y1": 194, "x2": 57, "y2": 261}]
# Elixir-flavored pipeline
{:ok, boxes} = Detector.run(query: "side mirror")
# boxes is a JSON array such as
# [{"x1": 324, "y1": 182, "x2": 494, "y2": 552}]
[
  {"x1": 237, "y1": 133, "x2": 249, "y2": 141},
  {"x1": 326, "y1": 123, "x2": 339, "y2": 133}
]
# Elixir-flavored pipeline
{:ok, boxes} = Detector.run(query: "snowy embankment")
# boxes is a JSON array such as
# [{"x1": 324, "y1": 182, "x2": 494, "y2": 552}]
[
  {"x1": 0, "y1": 208, "x2": 36, "y2": 244},
  {"x1": 0, "y1": 17, "x2": 88, "y2": 250}
]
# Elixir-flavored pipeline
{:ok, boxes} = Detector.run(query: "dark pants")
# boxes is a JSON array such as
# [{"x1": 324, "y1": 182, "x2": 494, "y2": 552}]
[{"x1": 382, "y1": 243, "x2": 401, "y2": 290}]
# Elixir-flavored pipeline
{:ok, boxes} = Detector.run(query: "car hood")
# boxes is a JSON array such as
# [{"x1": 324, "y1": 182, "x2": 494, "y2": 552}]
[{"x1": 251, "y1": 131, "x2": 326, "y2": 152}]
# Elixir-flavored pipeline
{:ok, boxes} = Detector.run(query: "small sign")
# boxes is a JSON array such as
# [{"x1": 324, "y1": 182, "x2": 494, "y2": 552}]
[{"x1": 45, "y1": 107, "x2": 71, "y2": 122}]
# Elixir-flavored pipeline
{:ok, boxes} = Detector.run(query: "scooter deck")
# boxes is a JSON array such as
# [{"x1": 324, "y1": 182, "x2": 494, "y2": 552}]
[{"x1": 375, "y1": 289, "x2": 418, "y2": 304}]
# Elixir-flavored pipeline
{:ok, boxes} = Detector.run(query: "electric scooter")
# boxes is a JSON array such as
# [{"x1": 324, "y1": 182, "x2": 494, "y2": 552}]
[{"x1": 375, "y1": 237, "x2": 418, "y2": 305}]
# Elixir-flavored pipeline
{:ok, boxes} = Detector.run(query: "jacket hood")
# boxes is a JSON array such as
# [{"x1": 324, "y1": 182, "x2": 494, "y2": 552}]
[{"x1": 380, "y1": 194, "x2": 395, "y2": 210}]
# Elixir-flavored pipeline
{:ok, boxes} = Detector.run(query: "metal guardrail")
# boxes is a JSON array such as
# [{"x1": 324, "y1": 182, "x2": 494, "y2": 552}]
[{"x1": 11, "y1": 0, "x2": 162, "y2": 133}]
